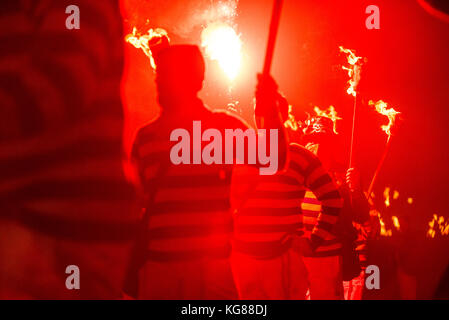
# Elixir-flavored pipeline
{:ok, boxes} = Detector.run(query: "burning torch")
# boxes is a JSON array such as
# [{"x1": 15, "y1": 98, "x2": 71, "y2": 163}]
[
  {"x1": 263, "y1": 0, "x2": 283, "y2": 77},
  {"x1": 255, "y1": 0, "x2": 284, "y2": 129},
  {"x1": 340, "y1": 46, "x2": 364, "y2": 168},
  {"x1": 125, "y1": 26, "x2": 170, "y2": 70},
  {"x1": 366, "y1": 100, "x2": 401, "y2": 201}
]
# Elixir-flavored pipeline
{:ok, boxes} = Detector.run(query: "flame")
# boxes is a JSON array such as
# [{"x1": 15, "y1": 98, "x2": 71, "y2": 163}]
[
  {"x1": 393, "y1": 190, "x2": 399, "y2": 200},
  {"x1": 380, "y1": 187, "x2": 399, "y2": 235},
  {"x1": 125, "y1": 27, "x2": 170, "y2": 70},
  {"x1": 368, "y1": 100, "x2": 400, "y2": 140},
  {"x1": 313, "y1": 105, "x2": 342, "y2": 134},
  {"x1": 339, "y1": 46, "x2": 363, "y2": 97},
  {"x1": 379, "y1": 214, "x2": 392, "y2": 237},
  {"x1": 378, "y1": 214, "x2": 402, "y2": 236},
  {"x1": 378, "y1": 214, "x2": 401, "y2": 236},
  {"x1": 427, "y1": 214, "x2": 449, "y2": 238},
  {"x1": 284, "y1": 105, "x2": 300, "y2": 131},
  {"x1": 201, "y1": 22, "x2": 242, "y2": 81},
  {"x1": 384, "y1": 187, "x2": 391, "y2": 207},
  {"x1": 392, "y1": 216, "x2": 401, "y2": 231}
]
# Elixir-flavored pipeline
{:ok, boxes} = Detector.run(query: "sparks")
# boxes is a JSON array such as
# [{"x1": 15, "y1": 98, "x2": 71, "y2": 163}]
[
  {"x1": 313, "y1": 105, "x2": 342, "y2": 134},
  {"x1": 368, "y1": 100, "x2": 400, "y2": 140},
  {"x1": 227, "y1": 100, "x2": 241, "y2": 113},
  {"x1": 339, "y1": 46, "x2": 363, "y2": 97},
  {"x1": 125, "y1": 26, "x2": 170, "y2": 70},
  {"x1": 201, "y1": 22, "x2": 242, "y2": 81}
]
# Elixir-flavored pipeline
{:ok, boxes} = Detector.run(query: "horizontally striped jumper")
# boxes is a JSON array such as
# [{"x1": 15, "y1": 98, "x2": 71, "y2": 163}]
[
  {"x1": 131, "y1": 106, "x2": 249, "y2": 261},
  {"x1": 302, "y1": 191, "x2": 342, "y2": 257},
  {"x1": 231, "y1": 143, "x2": 344, "y2": 258},
  {"x1": 0, "y1": 0, "x2": 135, "y2": 298}
]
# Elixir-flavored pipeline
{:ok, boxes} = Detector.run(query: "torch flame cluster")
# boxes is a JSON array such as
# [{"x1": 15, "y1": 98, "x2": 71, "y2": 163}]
[
  {"x1": 339, "y1": 46, "x2": 363, "y2": 97},
  {"x1": 378, "y1": 215, "x2": 401, "y2": 236},
  {"x1": 427, "y1": 215, "x2": 449, "y2": 238},
  {"x1": 369, "y1": 100, "x2": 400, "y2": 140},
  {"x1": 284, "y1": 105, "x2": 343, "y2": 133},
  {"x1": 378, "y1": 187, "x2": 401, "y2": 236},
  {"x1": 375, "y1": 187, "x2": 449, "y2": 239},
  {"x1": 125, "y1": 27, "x2": 170, "y2": 70},
  {"x1": 313, "y1": 106, "x2": 342, "y2": 134},
  {"x1": 379, "y1": 215, "x2": 392, "y2": 237},
  {"x1": 339, "y1": 46, "x2": 401, "y2": 141},
  {"x1": 125, "y1": 1, "x2": 242, "y2": 85}
]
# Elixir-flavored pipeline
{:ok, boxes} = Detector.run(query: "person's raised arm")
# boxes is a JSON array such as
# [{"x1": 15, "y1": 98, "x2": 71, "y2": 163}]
[
  {"x1": 346, "y1": 167, "x2": 370, "y2": 224},
  {"x1": 254, "y1": 74, "x2": 289, "y2": 173}
]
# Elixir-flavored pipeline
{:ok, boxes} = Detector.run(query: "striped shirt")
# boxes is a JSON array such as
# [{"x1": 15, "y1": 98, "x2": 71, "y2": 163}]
[
  {"x1": 0, "y1": 0, "x2": 135, "y2": 298},
  {"x1": 302, "y1": 178, "x2": 372, "y2": 258},
  {"x1": 131, "y1": 106, "x2": 249, "y2": 261},
  {"x1": 302, "y1": 191, "x2": 342, "y2": 257},
  {"x1": 231, "y1": 143, "x2": 344, "y2": 258},
  {"x1": 0, "y1": 0, "x2": 135, "y2": 238}
]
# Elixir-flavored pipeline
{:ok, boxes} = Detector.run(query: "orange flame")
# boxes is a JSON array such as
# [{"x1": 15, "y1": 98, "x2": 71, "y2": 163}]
[
  {"x1": 125, "y1": 27, "x2": 170, "y2": 70},
  {"x1": 378, "y1": 214, "x2": 401, "y2": 236},
  {"x1": 427, "y1": 214, "x2": 449, "y2": 238},
  {"x1": 379, "y1": 214, "x2": 392, "y2": 237},
  {"x1": 201, "y1": 22, "x2": 242, "y2": 81},
  {"x1": 378, "y1": 187, "x2": 402, "y2": 235},
  {"x1": 384, "y1": 187, "x2": 391, "y2": 207},
  {"x1": 284, "y1": 105, "x2": 300, "y2": 131},
  {"x1": 313, "y1": 105, "x2": 342, "y2": 134},
  {"x1": 368, "y1": 100, "x2": 400, "y2": 140},
  {"x1": 393, "y1": 190, "x2": 399, "y2": 200},
  {"x1": 339, "y1": 46, "x2": 363, "y2": 97},
  {"x1": 392, "y1": 216, "x2": 401, "y2": 231}
]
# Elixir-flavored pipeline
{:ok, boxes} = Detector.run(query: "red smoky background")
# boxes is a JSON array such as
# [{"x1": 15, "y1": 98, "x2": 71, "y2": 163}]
[
  {"x1": 0, "y1": 0, "x2": 448, "y2": 300},
  {"x1": 121, "y1": 0, "x2": 449, "y2": 298}
]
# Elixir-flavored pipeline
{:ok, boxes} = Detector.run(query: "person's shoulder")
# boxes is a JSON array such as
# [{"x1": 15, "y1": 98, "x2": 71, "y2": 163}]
[
  {"x1": 132, "y1": 115, "x2": 166, "y2": 147},
  {"x1": 289, "y1": 142, "x2": 311, "y2": 155},
  {"x1": 289, "y1": 143, "x2": 319, "y2": 162}
]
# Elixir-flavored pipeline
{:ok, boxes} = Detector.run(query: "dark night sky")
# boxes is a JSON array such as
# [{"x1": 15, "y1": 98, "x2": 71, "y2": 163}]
[{"x1": 122, "y1": 0, "x2": 449, "y2": 230}]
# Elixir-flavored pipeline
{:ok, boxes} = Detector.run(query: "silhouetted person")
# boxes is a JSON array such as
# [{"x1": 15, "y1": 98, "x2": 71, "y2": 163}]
[
  {"x1": 300, "y1": 116, "x2": 372, "y2": 300},
  {"x1": 129, "y1": 44, "x2": 287, "y2": 299},
  {"x1": 230, "y1": 97, "x2": 344, "y2": 299}
]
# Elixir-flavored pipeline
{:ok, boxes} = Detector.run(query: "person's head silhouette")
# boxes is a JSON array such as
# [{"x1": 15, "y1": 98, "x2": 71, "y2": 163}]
[{"x1": 154, "y1": 45, "x2": 205, "y2": 110}]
